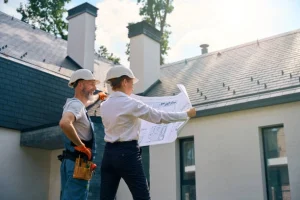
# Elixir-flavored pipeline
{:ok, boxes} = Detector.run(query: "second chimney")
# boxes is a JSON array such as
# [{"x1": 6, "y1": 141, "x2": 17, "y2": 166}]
[
  {"x1": 200, "y1": 44, "x2": 209, "y2": 55},
  {"x1": 128, "y1": 21, "x2": 162, "y2": 94},
  {"x1": 66, "y1": 3, "x2": 98, "y2": 72}
]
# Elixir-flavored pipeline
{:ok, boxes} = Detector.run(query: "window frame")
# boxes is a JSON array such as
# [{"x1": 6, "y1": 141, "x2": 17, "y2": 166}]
[
  {"x1": 261, "y1": 125, "x2": 291, "y2": 200},
  {"x1": 179, "y1": 137, "x2": 196, "y2": 199}
]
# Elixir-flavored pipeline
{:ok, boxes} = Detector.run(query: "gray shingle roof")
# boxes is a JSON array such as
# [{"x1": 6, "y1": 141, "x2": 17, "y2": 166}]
[
  {"x1": 147, "y1": 29, "x2": 300, "y2": 112},
  {"x1": 0, "y1": 11, "x2": 113, "y2": 80}
]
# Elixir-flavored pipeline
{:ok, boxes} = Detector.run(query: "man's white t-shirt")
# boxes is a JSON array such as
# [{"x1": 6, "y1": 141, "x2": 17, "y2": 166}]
[{"x1": 63, "y1": 98, "x2": 92, "y2": 141}]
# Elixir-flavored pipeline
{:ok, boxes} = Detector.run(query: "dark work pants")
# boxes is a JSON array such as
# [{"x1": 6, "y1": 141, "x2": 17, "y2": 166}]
[{"x1": 100, "y1": 141, "x2": 150, "y2": 200}]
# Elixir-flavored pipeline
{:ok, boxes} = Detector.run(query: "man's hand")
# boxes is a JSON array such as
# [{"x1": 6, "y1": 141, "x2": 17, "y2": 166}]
[
  {"x1": 99, "y1": 92, "x2": 107, "y2": 101},
  {"x1": 187, "y1": 107, "x2": 196, "y2": 118},
  {"x1": 74, "y1": 145, "x2": 92, "y2": 160}
]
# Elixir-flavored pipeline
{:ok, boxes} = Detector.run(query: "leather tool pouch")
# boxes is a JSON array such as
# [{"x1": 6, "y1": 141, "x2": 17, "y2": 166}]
[{"x1": 73, "y1": 155, "x2": 94, "y2": 181}]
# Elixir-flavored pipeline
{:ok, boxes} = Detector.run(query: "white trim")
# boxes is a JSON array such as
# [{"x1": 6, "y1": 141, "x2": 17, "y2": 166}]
[
  {"x1": 185, "y1": 165, "x2": 195, "y2": 173},
  {"x1": 267, "y1": 157, "x2": 288, "y2": 167}
]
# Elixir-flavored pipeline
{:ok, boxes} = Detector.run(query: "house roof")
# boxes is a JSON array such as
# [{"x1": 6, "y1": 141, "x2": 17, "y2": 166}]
[
  {"x1": 0, "y1": 11, "x2": 114, "y2": 131},
  {"x1": 147, "y1": 29, "x2": 300, "y2": 115},
  {"x1": 0, "y1": 11, "x2": 113, "y2": 90}
]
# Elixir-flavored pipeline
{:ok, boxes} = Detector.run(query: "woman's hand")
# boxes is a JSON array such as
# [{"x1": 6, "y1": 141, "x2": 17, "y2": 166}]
[{"x1": 187, "y1": 107, "x2": 196, "y2": 118}]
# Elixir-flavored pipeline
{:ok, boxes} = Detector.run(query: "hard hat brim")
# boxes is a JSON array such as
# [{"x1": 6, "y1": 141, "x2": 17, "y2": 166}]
[
  {"x1": 133, "y1": 78, "x2": 139, "y2": 84},
  {"x1": 68, "y1": 79, "x2": 100, "y2": 88}
]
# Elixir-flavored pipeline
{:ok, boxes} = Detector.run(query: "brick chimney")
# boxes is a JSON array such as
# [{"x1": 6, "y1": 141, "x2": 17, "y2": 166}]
[
  {"x1": 66, "y1": 3, "x2": 98, "y2": 72},
  {"x1": 128, "y1": 21, "x2": 162, "y2": 94}
]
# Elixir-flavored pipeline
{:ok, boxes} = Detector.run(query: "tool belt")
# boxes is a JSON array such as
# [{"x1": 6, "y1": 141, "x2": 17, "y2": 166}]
[
  {"x1": 58, "y1": 151, "x2": 95, "y2": 181},
  {"x1": 57, "y1": 150, "x2": 88, "y2": 162},
  {"x1": 58, "y1": 138, "x2": 93, "y2": 162},
  {"x1": 73, "y1": 155, "x2": 94, "y2": 181}
]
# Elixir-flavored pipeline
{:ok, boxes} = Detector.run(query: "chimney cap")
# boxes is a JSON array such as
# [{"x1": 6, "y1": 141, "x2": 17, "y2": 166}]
[
  {"x1": 200, "y1": 44, "x2": 209, "y2": 48},
  {"x1": 128, "y1": 21, "x2": 162, "y2": 43},
  {"x1": 67, "y1": 2, "x2": 98, "y2": 20}
]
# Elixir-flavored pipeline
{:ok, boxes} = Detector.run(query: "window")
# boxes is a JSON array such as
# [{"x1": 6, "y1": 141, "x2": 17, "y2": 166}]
[
  {"x1": 262, "y1": 126, "x2": 291, "y2": 200},
  {"x1": 180, "y1": 138, "x2": 196, "y2": 200},
  {"x1": 141, "y1": 146, "x2": 150, "y2": 186}
]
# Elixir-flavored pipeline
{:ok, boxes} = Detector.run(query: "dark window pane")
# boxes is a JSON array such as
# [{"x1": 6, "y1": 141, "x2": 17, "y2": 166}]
[
  {"x1": 182, "y1": 140, "x2": 195, "y2": 181},
  {"x1": 181, "y1": 185, "x2": 196, "y2": 200},
  {"x1": 180, "y1": 138, "x2": 196, "y2": 200},
  {"x1": 262, "y1": 127, "x2": 291, "y2": 200}
]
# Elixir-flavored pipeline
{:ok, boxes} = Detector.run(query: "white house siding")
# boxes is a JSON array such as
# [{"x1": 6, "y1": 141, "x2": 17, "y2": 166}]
[
  {"x1": 48, "y1": 149, "x2": 63, "y2": 200},
  {"x1": 0, "y1": 127, "x2": 51, "y2": 200},
  {"x1": 117, "y1": 101, "x2": 300, "y2": 200}
]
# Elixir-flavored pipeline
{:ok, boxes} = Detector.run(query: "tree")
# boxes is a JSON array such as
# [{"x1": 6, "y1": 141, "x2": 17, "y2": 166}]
[
  {"x1": 16, "y1": 0, "x2": 70, "y2": 40},
  {"x1": 97, "y1": 45, "x2": 120, "y2": 65},
  {"x1": 126, "y1": 0, "x2": 174, "y2": 64}
]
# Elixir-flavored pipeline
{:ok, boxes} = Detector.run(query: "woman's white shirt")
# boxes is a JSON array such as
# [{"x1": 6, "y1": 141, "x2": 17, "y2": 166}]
[{"x1": 100, "y1": 91, "x2": 188, "y2": 143}]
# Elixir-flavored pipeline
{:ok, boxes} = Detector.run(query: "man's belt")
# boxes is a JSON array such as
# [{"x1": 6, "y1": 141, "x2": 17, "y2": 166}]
[{"x1": 57, "y1": 150, "x2": 88, "y2": 162}]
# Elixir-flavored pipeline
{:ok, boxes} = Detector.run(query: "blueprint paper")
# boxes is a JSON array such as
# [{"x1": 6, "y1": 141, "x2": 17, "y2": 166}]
[{"x1": 131, "y1": 84, "x2": 192, "y2": 147}]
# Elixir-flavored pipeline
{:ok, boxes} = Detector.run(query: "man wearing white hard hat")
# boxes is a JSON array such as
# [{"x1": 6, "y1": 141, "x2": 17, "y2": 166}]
[
  {"x1": 58, "y1": 69, "x2": 105, "y2": 200},
  {"x1": 99, "y1": 66, "x2": 196, "y2": 200}
]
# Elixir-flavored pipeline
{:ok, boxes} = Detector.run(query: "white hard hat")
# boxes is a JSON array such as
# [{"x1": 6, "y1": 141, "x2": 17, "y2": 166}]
[
  {"x1": 105, "y1": 65, "x2": 139, "y2": 84},
  {"x1": 68, "y1": 69, "x2": 100, "y2": 88}
]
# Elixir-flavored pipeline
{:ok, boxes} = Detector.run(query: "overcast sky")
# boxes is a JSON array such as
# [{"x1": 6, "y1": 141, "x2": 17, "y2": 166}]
[{"x1": 1, "y1": 0, "x2": 300, "y2": 67}]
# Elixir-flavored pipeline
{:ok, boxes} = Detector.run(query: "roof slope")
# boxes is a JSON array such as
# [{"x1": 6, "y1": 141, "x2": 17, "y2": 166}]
[
  {"x1": 0, "y1": 11, "x2": 113, "y2": 84},
  {"x1": 147, "y1": 30, "x2": 300, "y2": 112}
]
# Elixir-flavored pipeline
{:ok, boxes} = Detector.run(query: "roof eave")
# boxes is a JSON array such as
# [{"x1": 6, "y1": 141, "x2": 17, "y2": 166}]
[{"x1": 195, "y1": 92, "x2": 300, "y2": 118}]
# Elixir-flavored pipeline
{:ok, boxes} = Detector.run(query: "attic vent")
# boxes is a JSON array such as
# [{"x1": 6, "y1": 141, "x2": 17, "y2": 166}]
[
  {"x1": 251, "y1": 77, "x2": 253, "y2": 81},
  {"x1": 290, "y1": 73, "x2": 292, "y2": 78},
  {"x1": 204, "y1": 96, "x2": 207, "y2": 100},
  {"x1": 281, "y1": 70, "x2": 284, "y2": 75},
  {"x1": 200, "y1": 92, "x2": 203, "y2": 96},
  {"x1": 233, "y1": 90, "x2": 236, "y2": 95},
  {"x1": 197, "y1": 88, "x2": 199, "y2": 92},
  {"x1": 217, "y1": 52, "x2": 221, "y2": 57},
  {"x1": 223, "y1": 83, "x2": 225, "y2": 87},
  {"x1": 264, "y1": 83, "x2": 267, "y2": 89},
  {"x1": 11, "y1": 16, "x2": 14, "y2": 20},
  {"x1": 257, "y1": 80, "x2": 260, "y2": 85},
  {"x1": 227, "y1": 86, "x2": 230, "y2": 91},
  {"x1": 200, "y1": 44, "x2": 209, "y2": 54},
  {"x1": 43, "y1": 59, "x2": 46, "y2": 62}
]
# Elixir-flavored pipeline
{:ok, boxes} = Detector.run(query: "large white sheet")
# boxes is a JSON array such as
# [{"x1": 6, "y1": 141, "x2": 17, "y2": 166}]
[{"x1": 131, "y1": 84, "x2": 192, "y2": 146}]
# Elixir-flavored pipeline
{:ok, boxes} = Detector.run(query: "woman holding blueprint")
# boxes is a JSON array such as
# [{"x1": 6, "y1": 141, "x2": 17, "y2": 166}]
[{"x1": 99, "y1": 66, "x2": 196, "y2": 200}]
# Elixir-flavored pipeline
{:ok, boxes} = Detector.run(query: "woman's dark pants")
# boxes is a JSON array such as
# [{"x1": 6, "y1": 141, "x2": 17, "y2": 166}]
[{"x1": 100, "y1": 141, "x2": 150, "y2": 200}]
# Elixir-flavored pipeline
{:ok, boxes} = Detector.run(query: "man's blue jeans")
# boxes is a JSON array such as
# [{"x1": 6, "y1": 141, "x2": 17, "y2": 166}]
[{"x1": 60, "y1": 159, "x2": 89, "y2": 200}]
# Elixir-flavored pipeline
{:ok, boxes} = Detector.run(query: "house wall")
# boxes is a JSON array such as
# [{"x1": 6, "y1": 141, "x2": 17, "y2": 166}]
[
  {"x1": 0, "y1": 127, "x2": 51, "y2": 200},
  {"x1": 117, "y1": 101, "x2": 300, "y2": 200},
  {"x1": 48, "y1": 149, "x2": 63, "y2": 200}
]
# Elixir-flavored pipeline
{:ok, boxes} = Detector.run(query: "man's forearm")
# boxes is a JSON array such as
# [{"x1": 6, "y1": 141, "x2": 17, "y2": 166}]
[{"x1": 61, "y1": 124, "x2": 84, "y2": 146}]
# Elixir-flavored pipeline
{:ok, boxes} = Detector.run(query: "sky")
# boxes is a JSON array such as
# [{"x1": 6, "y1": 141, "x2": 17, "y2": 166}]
[{"x1": 1, "y1": 0, "x2": 300, "y2": 67}]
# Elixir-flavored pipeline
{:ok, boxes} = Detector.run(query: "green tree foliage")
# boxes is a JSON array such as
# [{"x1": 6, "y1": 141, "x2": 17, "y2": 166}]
[
  {"x1": 97, "y1": 45, "x2": 120, "y2": 65},
  {"x1": 16, "y1": 0, "x2": 70, "y2": 40},
  {"x1": 126, "y1": 0, "x2": 174, "y2": 64}
]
